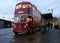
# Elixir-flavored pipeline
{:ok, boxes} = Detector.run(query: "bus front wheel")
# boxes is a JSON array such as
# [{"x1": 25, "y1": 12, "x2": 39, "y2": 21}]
[
  {"x1": 28, "y1": 26, "x2": 33, "y2": 34},
  {"x1": 14, "y1": 32, "x2": 18, "y2": 35}
]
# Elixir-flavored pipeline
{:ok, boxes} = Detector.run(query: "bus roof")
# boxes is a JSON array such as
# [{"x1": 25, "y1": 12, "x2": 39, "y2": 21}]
[{"x1": 16, "y1": 1, "x2": 32, "y2": 5}]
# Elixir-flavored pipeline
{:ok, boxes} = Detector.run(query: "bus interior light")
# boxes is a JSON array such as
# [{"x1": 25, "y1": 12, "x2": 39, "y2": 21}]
[
  {"x1": 27, "y1": 18, "x2": 32, "y2": 22},
  {"x1": 22, "y1": 5, "x2": 26, "y2": 8}
]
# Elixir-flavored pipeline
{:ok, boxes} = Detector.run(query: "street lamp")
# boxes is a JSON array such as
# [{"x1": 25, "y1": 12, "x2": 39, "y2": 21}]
[
  {"x1": 51, "y1": 9, "x2": 53, "y2": 16},
  {"x1": 48, "y1": 9, "x2": 53, "y2": 15}
]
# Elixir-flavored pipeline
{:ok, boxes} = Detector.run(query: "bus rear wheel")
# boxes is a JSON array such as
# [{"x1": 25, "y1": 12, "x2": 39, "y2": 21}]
[
  {"x1": 28, "y1": 26, "x2": 33, "y2": 34},
  {"x1": 14, "y1": 32, "x2": 18, "y2": 35}
]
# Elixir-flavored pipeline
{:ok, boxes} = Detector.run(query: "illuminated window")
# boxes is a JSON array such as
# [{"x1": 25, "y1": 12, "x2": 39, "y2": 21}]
[
  {"x1": 27, "y1": 18, "x2": 32, "y2": 22},
  {"x1": 35, "y1": 18, "x2": 37, "y2": 21},
  {"x1": 22, "y1": 5, "x2": 26, "y2": 8},
  {"x1": 33, "y1": 18, "x2": 38, "y2": 22},
  {"x1": 18, "y1": 4, "x2": 21, "y2": 8},
  {"x1": 33, "y1": 7, "x2": 35, "y2": 10},
  {"x1": 22, "y1": 4, "x2": 28, "y2": 8},
  {"x1": 16, "y1": 4, "x2": 21, "y2": 9},
  {"x1": 29, "y1": 5, "x2": 32, "y2": 7}
]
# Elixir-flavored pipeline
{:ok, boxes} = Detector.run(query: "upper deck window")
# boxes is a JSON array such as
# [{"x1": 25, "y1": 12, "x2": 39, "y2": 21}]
[
  {"x1": 29, "y1": 5, "x2": 32, "y2": 8},
  {"x1": 16, "y1": 4, "x2": 22, "y2": 9},
  {"x1": 33, "y1": 7, "x2": 35, "y2": 10},
  {"x1": 16, "y1": 4, "x2": 32, "y2": 9},
  {"x1": 18, "y1": 4, "x2": 21, "y2": 8},
  {"x1": 22, "y1": 4, "x2": 29, "y2": 8}
]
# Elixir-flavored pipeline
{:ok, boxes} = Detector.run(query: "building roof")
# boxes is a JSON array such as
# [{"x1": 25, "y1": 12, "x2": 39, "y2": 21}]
[
  {"x1": 42, "y1": 13, "x2": 53, "y2": 20},
  {"x1": 0, "y1": 19, "x2": 13, "y2": 22}
]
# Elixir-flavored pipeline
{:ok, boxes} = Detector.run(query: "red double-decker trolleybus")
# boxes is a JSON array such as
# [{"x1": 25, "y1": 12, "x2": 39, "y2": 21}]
[{"x1": 13, "y1": 1, "x2": 41, "y2": 35}]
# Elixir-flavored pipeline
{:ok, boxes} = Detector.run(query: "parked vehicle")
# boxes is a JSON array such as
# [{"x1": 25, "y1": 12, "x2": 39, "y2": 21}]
[{"x1": 13, "y1": 1, "x2": 41, "y2": 35}]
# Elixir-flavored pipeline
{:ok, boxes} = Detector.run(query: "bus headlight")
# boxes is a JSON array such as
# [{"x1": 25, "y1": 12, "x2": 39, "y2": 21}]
[
  {"x1": 24, "y1": 26, "x2": 26, "y2": 28},
  {"x1": 26, "y1": 24, "x2": 28, "y2": 26},
  {"x1": 14, "y1": 25, "x2": 16, "y2": 28}
]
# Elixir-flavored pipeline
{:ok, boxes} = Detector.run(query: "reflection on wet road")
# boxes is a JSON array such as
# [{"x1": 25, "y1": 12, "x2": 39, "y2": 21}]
[
  {"x1": 11, "y1": 32, "x2": 42, "y2": 43},
  {"x1": 0, "y1": 28, "x2": 60, "y2": 43}
]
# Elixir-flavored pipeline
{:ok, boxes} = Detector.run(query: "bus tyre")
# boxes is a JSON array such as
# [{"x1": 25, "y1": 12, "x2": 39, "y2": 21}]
[
  {"x1": 28, "y1": 26, "x2": 33, "y2": 34},
  {"x1": 14, "y1": 32, "x2": 18, "y2": 35}
]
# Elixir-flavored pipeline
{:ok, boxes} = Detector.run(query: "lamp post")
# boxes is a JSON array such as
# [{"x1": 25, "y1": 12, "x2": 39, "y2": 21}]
[
  {"x1": 48, "y1": 9, "x2": 53, "y2": 15},
  {"x1": 48, "y1": 9, "x2": 53, "y2": 29},
  {"x1": 51, "y1": 9, "x2": 53, "y2": 16},
  {"x1": 51, "y1": 9, "x2": 54, "y2": 29}
]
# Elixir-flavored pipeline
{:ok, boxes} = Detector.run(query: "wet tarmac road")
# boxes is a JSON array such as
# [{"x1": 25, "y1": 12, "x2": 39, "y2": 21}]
[{"x1": 0, "y1": 28, "x2": 60, "y2": 43}]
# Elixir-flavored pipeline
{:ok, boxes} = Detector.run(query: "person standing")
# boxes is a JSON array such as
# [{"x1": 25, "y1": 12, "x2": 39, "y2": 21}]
[
  {"x1": 47, "y1": 22, "x2": 50, "y2": 31},
  {"x1": 50, "y1": 23, "x2": 52, "y2": 30}
]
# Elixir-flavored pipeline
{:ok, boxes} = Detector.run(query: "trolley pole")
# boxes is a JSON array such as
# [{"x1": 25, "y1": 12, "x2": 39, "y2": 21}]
[{"x1": 51, "y1": 9, "x2": 54, "y2": 29}]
